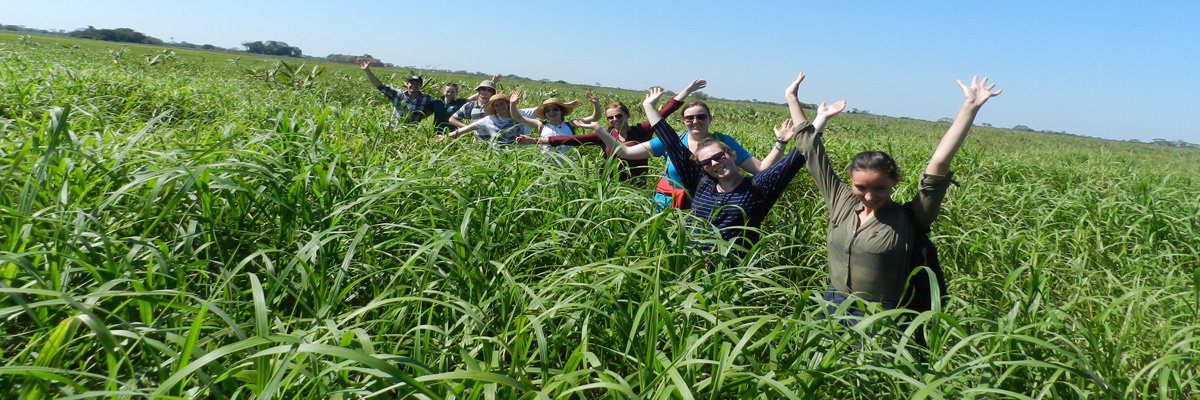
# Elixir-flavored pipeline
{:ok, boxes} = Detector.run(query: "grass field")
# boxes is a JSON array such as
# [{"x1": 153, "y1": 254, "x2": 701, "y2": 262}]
[{"x1": 2, "y1": 32, "x2": 1199, "y2": 399}]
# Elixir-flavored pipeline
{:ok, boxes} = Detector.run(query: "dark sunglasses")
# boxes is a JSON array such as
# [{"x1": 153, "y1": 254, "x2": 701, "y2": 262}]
[
  {"x1": 605, "y1": 114, "x2": 625, "y2": 120},
  {"x1": 700, "y1": 151, "x2": 730, "y2": 166},
  {"x1": 683, "y1": 114, "x2": 710, "y2": 122}
]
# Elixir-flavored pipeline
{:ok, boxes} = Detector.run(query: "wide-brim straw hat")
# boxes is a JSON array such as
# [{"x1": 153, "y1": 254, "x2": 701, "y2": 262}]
[
  {"x1": 483, "y1": 91, "x2": 509, "y2": 116},
  {"x1": 533, "y1": 98, "x2": 575, "y2": 120}
]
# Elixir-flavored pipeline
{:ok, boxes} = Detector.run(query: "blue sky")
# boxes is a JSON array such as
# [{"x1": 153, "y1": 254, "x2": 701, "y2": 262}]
[{"x1": 6, "y1": 0, "x2": 1198, "y2": 144}]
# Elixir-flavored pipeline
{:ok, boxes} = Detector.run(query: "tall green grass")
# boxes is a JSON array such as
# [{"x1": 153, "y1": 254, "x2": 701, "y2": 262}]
[{"x1": 2, "y1": 32, "x2": 1198, "y2": 399}]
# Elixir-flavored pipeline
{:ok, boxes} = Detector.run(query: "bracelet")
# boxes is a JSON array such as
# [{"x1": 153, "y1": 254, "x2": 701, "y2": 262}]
[{"x1": 775, "y1": 139, "x2": 788, "y2": 147}]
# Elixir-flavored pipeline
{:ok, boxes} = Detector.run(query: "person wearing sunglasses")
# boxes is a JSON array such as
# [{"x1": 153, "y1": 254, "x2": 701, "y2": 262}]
[
  {"x1": 640, "y1": 86, "x2": 825, "y2": 254},
  {"x1": 786, "y1": 72, "x2": 1001, "y2": 314},
  {"x1": 506, "y1": 90, "x2": 600, "y2": 155},
  {"x1": 516, "y1": 79, "x2": 707, "y2": 180},
  {"x1": 593, "y1": 82, "x2": 792, "y2": 210}
]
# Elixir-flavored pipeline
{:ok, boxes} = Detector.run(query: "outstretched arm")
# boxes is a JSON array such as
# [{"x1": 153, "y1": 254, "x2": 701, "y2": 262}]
[
  {"x1": 925, "y1": 76, "x2": 1002, "y2": 176},
  {"x1": 573, "y1": 92, "x2": 602, "y2": 124},
  {"x1": 507, "y1": 89, "x2": 544, "y2": 131},
  {"x1": 784, "y1": 72, "x2": 809, "y2": 125},
  {"x1": 811, "y1": 100, "x2": 846, "y2": 133},
  {"x1": 589, "y1": 124, "x2": 654, "y2": 160},
  {"x1": 673, "y1": 79, "x2": 706, "y2": 102},
  {"x1": 642, "y1": 87, "x2": 667, "y2": 126},
  {"x1": 760, "y1": 118, "x2": 801, "y2": 170},
  {"x1": 357, "y1": 58, "x2": 384, "y2": 88}
]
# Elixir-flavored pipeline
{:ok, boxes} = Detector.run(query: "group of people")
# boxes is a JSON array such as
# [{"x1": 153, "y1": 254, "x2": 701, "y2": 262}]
[{"x1": 358, "y1": 59, "x2": 1003, "y2": 319}]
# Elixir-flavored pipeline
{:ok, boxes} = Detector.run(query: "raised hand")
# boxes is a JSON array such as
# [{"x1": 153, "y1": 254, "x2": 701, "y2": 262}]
[
  {"x1": 683, "y1": 79, "x2": 707, "y2": 94},
  {"x1": 564, "y1": 99, "x2": 583, "y2": 107},
  {"x1": 356, "y1": 57, "x2": 371, "y2": 70},
  {"x1": 492, "y1": 73, "x2": 503, "y2": 82},
  {"x1": 817, "y1": 100, "x2": 846, "y2": 118},
  {"x1": 958, "y1": 76, "x2": 1002, "y2": 109},
  {"x1": 644, "y1": 86, "x2": 665, "y2": 106},
  {"x1": 773, "y1": 118, "x2": 796, "y2": 142},
  {"x1": 785, "y1": 72, "x2": 805, "y2": 97},
  {"x1": 509, "y1": 89, "x2": 522, "y2": 103},
  {"x1": 586, "y1": 92, "x2": 599, "y2": 104}
]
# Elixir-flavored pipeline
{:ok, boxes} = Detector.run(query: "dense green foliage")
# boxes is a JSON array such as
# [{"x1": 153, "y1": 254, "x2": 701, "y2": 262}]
[
  {"x1": 242, "y1": 40, "x2": 303, "y2": 57},
  {"x1": 67, "y1": 26, "x2": 164, "y2": 45},
  {"x1": 2, "y1": 32, "x2": 1198, "y2": 399}
]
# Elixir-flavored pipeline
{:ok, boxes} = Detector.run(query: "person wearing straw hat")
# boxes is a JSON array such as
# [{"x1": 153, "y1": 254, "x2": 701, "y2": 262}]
[
  {"x1": 516, "y1": 79, "x2": 706, "y2": 181},
  {"x1": 440, "y1": 91, "x2": 531, "y2": 145},
  {"x1": 448, "y1": 75, "x2": 581, "y2": 129},
  {"x1": 356, "y1": 57, "x2": 432, "y2": 124},
  {"x1": 507, "y1": 90, "x2": 600, "y2": 154}
]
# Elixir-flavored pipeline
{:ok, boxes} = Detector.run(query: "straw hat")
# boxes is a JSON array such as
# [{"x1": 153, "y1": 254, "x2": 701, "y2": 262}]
[
  {"x1": 533, "y1": 98, "x2": 575, "y2": 119},
  {"x1": 483, "y1": 91, "x2": 509, "y2": 116}
]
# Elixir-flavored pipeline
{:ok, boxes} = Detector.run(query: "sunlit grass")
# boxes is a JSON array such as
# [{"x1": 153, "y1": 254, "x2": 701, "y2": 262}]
[{"x1": 2, "y1": 31, "x2": 1198, "y2": 399}]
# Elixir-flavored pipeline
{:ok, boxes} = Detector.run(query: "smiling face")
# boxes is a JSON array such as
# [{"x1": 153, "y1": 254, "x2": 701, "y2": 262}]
[
  {"x1": 605, "y1": 105, "x2": 628, "y2": 129},
  {"x1": 476, "y1": 87, "x2": 496, "y2": 102},
  {"x1": 405, "y1": 79, "x2": 422, "y2": 93},
  {"x1": 542, "y1": 105, "x2": 564, "y2": 123},
  {"x1": 491, "y1": 99, "x2": 511, "y2": 118},
  {"x1": 681, "y1": 103, "x2": 712, "y2": 135},
  {"x1": 442, "y1": 84, "x2": 459, "y2": 99},
  {"x1": 694, "y1": 142, "x2": 737, "y2": 181},
  {"x1": 849, "y1": 169, "x2": 898, "y2": 210}
]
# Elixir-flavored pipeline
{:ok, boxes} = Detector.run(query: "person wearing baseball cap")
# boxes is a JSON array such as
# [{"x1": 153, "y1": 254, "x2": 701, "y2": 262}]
[{"x1": 357, "y1": 57, "x2": 433, "y2": 124}]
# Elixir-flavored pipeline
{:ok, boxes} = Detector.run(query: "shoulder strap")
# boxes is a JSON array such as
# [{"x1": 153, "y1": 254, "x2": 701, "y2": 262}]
[{"x1": 901, "y1": 202, "x2": 931, "y2": 234}]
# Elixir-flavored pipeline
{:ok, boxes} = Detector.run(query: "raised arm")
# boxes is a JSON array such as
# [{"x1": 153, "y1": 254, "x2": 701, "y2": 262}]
[
  {"x1": 784, "y1": 72, "x2": 809, "y2": 125},
  {"x1": 759, "y1": 117, "x2": 801, "y2": 170},
  {"x1": 674, "y1": 79, "x2": 707, "y2": 102},
  {"x1": 357, "y1": 58, "x2": 384, "y2": 88},
  {"x1": 507, "y1": 89, "x2": 544, "y2": 131},
  {"x1": 925, "y1": 76, "x2": 1002, "y2": 176},
  {"x1": 794, "y1": 99, "x2": 850, "y2": 204},
  {"x1": 642, "y1": 87, "x2": 667, "y2": 126},
  {"x1": 753, "y1": 119, "x2": 809, "y2": 199},
  {"x1": 572, "y1": 92, "x2": 602, "y2": 124},
  {"x1": 812, "y1": 100, "x2": 846, "y2": 134}
]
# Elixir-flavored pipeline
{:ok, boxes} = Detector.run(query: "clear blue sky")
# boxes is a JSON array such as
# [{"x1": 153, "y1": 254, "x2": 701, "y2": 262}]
[{"x1": 6, "y1": 0, "x2": 1198, "y2": 144}]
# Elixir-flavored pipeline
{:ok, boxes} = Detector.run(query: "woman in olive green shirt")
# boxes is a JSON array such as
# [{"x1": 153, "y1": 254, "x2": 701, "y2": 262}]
[{"x1": 780, "y1": 73, "x2": 1002, "y2": 314}]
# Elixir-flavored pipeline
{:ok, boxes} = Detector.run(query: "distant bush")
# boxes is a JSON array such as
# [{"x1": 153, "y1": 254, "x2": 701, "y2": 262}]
[
  {"x1": 242, "y1": 40, "x2": 302, "y2": 57},
  {"x1": 68, "y1": 26, "x2": 163, "y2": 45}
]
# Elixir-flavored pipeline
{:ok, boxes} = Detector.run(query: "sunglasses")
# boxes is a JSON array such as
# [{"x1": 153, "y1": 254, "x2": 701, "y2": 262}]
[
  {"x1": 683, "y1": 114, "x2": 710, "y2": 122},
  {"x1": 699, "y1": 151, "x2": 730, "y2": 166},
  {"x1": 605, "y1": 114, "x2": 625, "y2": 120}
]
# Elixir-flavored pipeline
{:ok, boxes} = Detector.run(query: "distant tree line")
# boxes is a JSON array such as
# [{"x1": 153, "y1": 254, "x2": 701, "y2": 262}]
[
  {"x1": 242, "y1": 40, "x2": 302, "y2": 57},
  {"x1": 168, "y1": 41, "x2": 237, "y2": 52},
  {"x1": 0, "y1": 24, "x2": 67, "y2": 35},
  {"x1": 68, "y1": 26, "x2": 163, "y2": 45}
]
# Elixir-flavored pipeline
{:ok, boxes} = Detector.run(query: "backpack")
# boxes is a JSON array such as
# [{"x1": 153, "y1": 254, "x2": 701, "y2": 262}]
[{"x1": 899, "y1": 202, "x2": 948, "y2": 314}]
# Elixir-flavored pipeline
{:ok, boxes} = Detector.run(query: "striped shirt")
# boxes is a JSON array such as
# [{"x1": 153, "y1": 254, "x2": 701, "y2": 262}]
[{"x1": 651, "y1": 119, "x2": 807, "y2": 250}]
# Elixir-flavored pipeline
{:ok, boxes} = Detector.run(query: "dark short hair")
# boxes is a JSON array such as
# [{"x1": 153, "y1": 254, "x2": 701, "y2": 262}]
[
  {"x1": 681, "y1": 101, "x2": 712, "y2": 120},
  {"x1": 848, "y1": 151, "x2": 901, "y2": 181}
]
